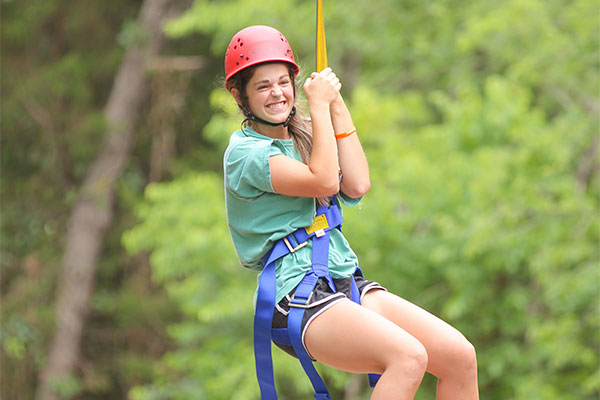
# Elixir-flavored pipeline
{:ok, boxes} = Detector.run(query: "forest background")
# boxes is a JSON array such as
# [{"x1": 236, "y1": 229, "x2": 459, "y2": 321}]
[{"x1": 2, "y1": 0, "x2": 598, "y2": 399}]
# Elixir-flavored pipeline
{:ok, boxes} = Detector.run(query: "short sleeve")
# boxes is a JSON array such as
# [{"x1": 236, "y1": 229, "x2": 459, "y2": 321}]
[
  {"x1": 337, "y1": 191, "x2": 363, "y2": 207},
  {"x1": 225, "y1": 138, "x2": 284, "y2": 198}
]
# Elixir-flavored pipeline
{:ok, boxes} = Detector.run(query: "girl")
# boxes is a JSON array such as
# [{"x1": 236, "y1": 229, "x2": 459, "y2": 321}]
[{"x1": 223, "y1": 25, "x2": 479, "y2": 400}]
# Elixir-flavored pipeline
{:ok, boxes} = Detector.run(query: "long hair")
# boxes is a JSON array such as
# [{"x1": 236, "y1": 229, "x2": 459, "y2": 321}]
[{"x1": 226, "y1": 63, "x2": 328, "y2": 206}]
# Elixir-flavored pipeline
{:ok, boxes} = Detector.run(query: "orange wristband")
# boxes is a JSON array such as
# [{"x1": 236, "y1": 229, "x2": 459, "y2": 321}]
[{"x1": 334, "y1": 127, "x2": 357, "y2": 139}]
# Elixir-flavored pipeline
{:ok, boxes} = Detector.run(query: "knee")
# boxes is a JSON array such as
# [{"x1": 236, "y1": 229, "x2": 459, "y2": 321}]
[
  {"x1": 385, "y1": 338, "x2": 428, "y2": 383},
  {"x1": 406, "y1": 342, "x2": 429, "y2": 380},
  {"x1": 448, "y1": 336, "x2": 478, "y2": 378}
]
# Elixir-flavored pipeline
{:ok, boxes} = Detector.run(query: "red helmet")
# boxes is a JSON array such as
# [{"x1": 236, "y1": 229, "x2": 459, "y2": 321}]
[{"x1": 224, "y1": 25, "x2": 299, "y2": 84}]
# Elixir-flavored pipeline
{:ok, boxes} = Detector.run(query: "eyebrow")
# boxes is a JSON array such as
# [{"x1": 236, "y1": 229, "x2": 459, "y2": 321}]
[{"x1": 253, "y1": 74, "x2": 289, "y2": 86}]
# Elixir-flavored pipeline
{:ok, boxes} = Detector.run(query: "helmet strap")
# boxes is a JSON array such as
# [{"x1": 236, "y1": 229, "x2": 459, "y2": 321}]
[{"x1": 242, "y1": 106, "x2": 296, "y2": 128}]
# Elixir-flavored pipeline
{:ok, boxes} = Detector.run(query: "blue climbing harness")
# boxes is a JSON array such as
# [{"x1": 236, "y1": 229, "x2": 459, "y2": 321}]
[{"x1": 254, "y1": 196, "x2": 380, "y2": 399}]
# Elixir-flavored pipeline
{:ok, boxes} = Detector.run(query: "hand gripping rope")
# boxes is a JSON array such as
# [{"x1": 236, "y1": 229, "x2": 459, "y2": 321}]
[{"x1": 254, "y1": 196, "x2": 380, "y2": 399}]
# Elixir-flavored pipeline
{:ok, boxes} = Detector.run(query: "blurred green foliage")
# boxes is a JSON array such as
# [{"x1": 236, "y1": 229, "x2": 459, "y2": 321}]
[
  {"x1": 2, "y1": 0, "x2": 598, "y2": 399},
  {"x1": 123, "y1": 1, "x2": 599, "y2": 399}
]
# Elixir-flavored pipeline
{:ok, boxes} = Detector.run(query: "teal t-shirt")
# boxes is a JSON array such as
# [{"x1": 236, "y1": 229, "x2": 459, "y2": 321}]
[{"x1": 224, "y1": 126, "x2": 362, "y2": 304}]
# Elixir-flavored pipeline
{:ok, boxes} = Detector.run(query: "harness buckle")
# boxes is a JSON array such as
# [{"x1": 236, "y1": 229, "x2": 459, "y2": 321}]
[
  {"x1": 283, "y1": 235, "x2": 308, "y2": 253},
  {"x1": 289, "y1": 292, "x2": 314, "y2": 308}
]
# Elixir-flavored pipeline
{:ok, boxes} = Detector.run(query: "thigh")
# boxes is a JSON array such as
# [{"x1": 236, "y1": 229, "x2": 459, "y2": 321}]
[
  {"x1": 361, "y1": 290, "x2": 474, "y2": 378},
  {"x1": 303, "y1": 298, "x2": 425, "y2": 375}
]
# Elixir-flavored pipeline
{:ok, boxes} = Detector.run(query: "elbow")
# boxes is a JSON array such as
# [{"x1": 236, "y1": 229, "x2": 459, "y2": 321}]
[
  {"x1": 341, "y1": 179, "x2": 370, "y2": 199},
  {"x1": 309, "y1": 167, "x2": 341, "y2": 197},
  {"x1": 314, "y1": 174, "x2": 340, "y2": 197},
  {"x1": 321, "y1": 178, "x2": 341, "y2": 197},
  {"x1": 357, "y1": 180, "x2": 371, "y2": 197}
]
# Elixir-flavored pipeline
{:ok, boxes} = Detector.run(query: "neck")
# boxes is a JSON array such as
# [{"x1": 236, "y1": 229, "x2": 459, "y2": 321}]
[{"x1": 251, "y1": 122, "x2": 291, "y2": 140}]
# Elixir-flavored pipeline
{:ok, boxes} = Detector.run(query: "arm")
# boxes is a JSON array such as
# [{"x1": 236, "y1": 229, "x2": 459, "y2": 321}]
[
  {"x1": 330, "y1": 94, "x2": 370, "y2": 198},
  {"x1": 270, "y1": 68, "x2": 341, "y2": 197}
]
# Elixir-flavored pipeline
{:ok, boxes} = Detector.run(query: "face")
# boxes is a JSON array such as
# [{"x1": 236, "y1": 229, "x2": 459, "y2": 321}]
[{"x1": 244, "y1": 63, "x2": 294, "y2": 125}]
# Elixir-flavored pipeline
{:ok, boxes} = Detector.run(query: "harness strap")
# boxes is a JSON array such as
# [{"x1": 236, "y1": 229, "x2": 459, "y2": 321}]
[
  {"x1": 254, "y1": 259, "x2": 278, "y2": 399},
  {"x1": 255, "y1": 199, "x2": 342, "y2": 399},
  {"x1": 351, "y1": 269, "x2": 382, "y2": 388},
  {"x1": 288, "y1": 228, "x2": 333, "y2": 399}
]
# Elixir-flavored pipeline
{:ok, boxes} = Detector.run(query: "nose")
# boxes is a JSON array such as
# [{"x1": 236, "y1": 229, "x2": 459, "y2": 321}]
[{"x1": 271, "y1": 85, "x2": 283, "y2": 95}]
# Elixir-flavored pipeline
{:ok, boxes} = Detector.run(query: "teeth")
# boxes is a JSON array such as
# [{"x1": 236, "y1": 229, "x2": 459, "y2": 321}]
[{"x1": 268, "y1": 101, "x2": 285, "y2": 110}]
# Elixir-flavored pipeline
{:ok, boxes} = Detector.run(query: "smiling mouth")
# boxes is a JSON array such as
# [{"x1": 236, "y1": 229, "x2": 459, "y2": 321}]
[{"x1": 266, "y1": 101, "x2": 287, "y2": 111}]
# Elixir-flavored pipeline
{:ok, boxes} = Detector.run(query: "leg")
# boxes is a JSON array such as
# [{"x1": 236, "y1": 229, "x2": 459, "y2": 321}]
[
  {"x1": 362, "y1": 290, "x2": 479, "y2": 400},
  {"x1": 304, "y1": 299, "x2": 428, "y2": 400}
]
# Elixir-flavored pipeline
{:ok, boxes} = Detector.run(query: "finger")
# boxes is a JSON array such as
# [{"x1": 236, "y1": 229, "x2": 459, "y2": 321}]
[{"x1": 319, "y1": 67, "x2": 332, "y2": 76}]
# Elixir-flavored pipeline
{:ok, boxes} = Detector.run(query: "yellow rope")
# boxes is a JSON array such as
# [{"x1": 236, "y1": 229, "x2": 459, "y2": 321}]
[{"x1": 316, "y1": 0, "x2": 328, "y2": 72}]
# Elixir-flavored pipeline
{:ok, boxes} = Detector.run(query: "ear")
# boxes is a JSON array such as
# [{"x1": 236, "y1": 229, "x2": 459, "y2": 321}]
[{"x1": 230, "y1": 88, "x2": 242, "y2": 106}]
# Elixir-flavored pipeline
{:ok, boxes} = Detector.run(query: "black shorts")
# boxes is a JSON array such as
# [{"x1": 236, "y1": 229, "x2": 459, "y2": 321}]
[{"x1": 271, "y1": 270, "x2": 386, "y2": 359}]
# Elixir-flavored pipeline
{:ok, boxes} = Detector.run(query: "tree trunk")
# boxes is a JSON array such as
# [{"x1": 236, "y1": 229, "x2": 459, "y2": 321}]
[
  {"x1": 35, "y1": 1, "x2": 190, "y2": 399},
  {"x1": 147, "y1": 56, "x2": 204, "y2": 182}
]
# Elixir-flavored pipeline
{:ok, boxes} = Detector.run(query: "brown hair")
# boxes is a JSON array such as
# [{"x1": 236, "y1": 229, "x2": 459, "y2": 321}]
[{"x1": 226, "y1": 63, "x2": 328, "y2": 206}]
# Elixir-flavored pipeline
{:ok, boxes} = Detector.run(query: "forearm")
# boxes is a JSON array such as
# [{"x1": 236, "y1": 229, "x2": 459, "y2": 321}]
[
  {"x1": 330, "y1": 96, "x2": 354, "y2": 136},
  {"x1": 331, "y1": 97, "x2": 370, "y2": 197},
  {"x1": 308, "y1": 103, "x2": 340, "y2": 193}
]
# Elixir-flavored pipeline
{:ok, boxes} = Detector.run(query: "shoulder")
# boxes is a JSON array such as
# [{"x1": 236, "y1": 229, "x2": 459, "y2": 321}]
[
  {"x1": 224, "y1": 129, "x2": 286, "y2": 164},
  {"x1": 224, "y1": 130, "x2": 288, "y2": 193},
  {"x1": 226, "y1": 130, "x2": 267, "y2": 156}
]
